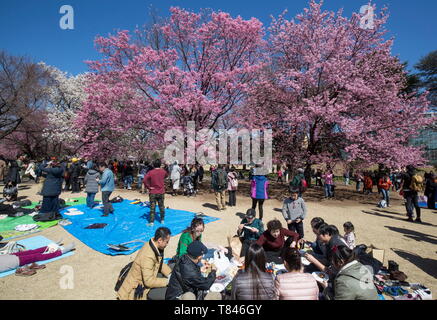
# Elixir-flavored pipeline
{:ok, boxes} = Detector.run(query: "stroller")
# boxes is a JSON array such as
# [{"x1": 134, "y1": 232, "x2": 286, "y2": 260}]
[{"x1": 182, "y1": 175, "x2": 196, "y2": 197}]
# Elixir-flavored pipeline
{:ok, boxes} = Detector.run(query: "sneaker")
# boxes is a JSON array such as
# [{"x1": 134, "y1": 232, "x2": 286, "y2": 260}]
[
  {"x1": 161, "y1": 220, "x2": 165, "y2": 224},
  {"x1": 415, "y1": 218, "x2": 422, "y2": 223},
  {"x1": 147, "y1": 222, "x2": 154, "y2": 227}
]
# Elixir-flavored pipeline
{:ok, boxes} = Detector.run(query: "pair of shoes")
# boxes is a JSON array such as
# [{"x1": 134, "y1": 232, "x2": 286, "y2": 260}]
[
  {"x1": 415, "y1": 218, "x2": 422, "y2": 223},
  {"x1": 15, "y1": 267, "x2": 36, "y2": 277},
  {"x1": 27, "y1": 263, "x2": 46, "y2": 270},
  {"x1": 147, "y1": 222, "x2": 154, "y2": 227}
]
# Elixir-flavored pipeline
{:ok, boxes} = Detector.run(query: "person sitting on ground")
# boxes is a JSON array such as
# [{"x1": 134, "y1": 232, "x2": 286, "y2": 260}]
[
  {"x1": 0, "y1": 242, "x2": 75, "y2": 275},
  {"x1": 237, "y1": 209, "x2": 264, "y2": 258},
  {"x1": 282, "y1": 188, "x2": 307, "y2": 239},
  {"x1": 165, "y1": 241, "x2": 220, "y2": 300},
  {"x1": 319, "y1": 245, "x2": 378, "y2": 300},
  {"x1": 231, "y1": 243, "x2": 277, "y2": 300},
  {"x1": 3, "y1": 180, "x2": 18, "y2": 202},
  {"x1": 256, "y1": 219, "x2": 300, "y2": 264},
  {"x1": 304, "y1": 224, "x2": 348, "y2": 275},
  {"x1": 176, "y1": 218, "x2": 204, "y2": 257},
  {"x1": 342, "y1": 222, "x2": 356, "y2": 250},
  {"x1": 275, "y1": 247, "x2": 319, "y2": 300},
  {"x1": 117, "y1": 227, "x2": 172, "y2": 300}
]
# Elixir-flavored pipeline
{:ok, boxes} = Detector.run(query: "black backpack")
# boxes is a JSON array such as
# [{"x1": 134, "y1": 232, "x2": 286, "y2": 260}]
[{"x1": 114, "y1": 261, "x2": 133, "y2": 292}]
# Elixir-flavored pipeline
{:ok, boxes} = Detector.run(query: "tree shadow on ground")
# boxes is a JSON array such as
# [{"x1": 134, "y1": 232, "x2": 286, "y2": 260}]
[
  {"x1": 385, "y1": 226, "x2": 437, "y2": 246},
  {"x1": 391, "y1": 248, "x2": 437, "y2": 279},
  {"x1": 361, "y1": 210, "x2": 437, "y2": 227}
]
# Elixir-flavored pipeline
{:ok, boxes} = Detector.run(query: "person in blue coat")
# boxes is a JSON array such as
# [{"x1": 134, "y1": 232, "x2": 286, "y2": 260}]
[
  {"x1": 40, "y1": 161, "x2": 64, "y2": 215},
  {"x1": 250, "y1": 166, "x2": 269, "y2": 221},
  {"x1": 98, "y1": 162, "x2": 115, "y2": 217}
]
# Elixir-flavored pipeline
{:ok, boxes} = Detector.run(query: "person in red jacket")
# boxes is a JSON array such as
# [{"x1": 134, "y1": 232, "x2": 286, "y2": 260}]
[
  {"x1": 256, "y1": 219, "x2": 301, "y2": 264},
  {"x1": 378, "y1": 174, "x2": 393, "y2": 207},
  {"x1": 143, "y1": 159, "x2": 169, "y2": 227}
]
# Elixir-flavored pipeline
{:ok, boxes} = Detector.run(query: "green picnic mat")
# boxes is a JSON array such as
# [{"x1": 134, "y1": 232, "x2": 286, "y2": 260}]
[{"x1": 0, "y1": 197, "x2": 96, "y2": 240}]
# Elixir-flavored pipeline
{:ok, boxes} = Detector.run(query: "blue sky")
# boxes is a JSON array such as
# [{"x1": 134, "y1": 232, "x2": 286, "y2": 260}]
[{"x1": 1, "y1": 0, "x2": 435, "y2": 75}]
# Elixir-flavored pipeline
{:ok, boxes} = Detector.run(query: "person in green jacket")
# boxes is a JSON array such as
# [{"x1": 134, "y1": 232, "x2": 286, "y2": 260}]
[
  {"x1": 237, "y1": 209, "x2": 264, "y2": 257},
  {"x1": 176, "y1": 217, "x2": 204, "y2": 257},
  {"x1": 289, "y1": 168, "x2": 306, "y2": 196},
  {"x1": 320, "y1": 245, "x2": 379, "y2": 300}
]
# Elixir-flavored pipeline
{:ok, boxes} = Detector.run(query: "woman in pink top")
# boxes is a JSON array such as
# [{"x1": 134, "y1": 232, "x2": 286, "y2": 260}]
[
  {"x1": 275, "y1": 247, "x2": 319, "y2": 300},
  {"x1": 322, "y1": 170, "x2": 334, "y2": 199}
]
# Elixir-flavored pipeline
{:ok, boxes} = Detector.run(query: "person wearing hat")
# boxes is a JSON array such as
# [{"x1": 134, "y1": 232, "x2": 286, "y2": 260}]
[
  {"x1": 282, "y1": 188, "x2": 307, "y2": 239},
  {"x1": 237, "y1": 209, "x2": 264, "y2": 258},
  {"x1": 38, "y1": 160, "x2": 64, "y2": 219},
  {"x1": 165, "y1": 241, "x2": 220, "y2": 300}
]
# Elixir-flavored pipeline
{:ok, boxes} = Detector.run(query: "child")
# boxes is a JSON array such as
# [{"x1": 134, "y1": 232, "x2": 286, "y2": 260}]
[
  {"x1": 277, "y1": 169, "x2": 283, "y2": 184},
  {"x1": 3, "y1": 180, "x2": 18, "y2": 202},
  {"x1": 343, "y1": 222, "x2": 356, "y2": 249},
  {"x1": 282, "y1": 188, "x2": 307, "y2": 239}
]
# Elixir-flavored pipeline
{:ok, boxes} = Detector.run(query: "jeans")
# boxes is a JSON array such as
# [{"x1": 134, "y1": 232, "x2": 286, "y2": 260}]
[
  {"x1": 124, "y1": 175, "x2": 133, "y2": 189},
  {"x1": 228, "y1": 190, "x2": 237, "y2": 206},
  {"x1": 381, "y1": 189, "x2": 390, "y2": 206},
  {"x1": 324, "y1": 184, "x2": 333, "y2": 198},
  {"x1": 86, "y1": 192, "x2": 96, "y2": 208},
  {"x1": 149, "y1": 193, "x2": 165, "y2": 223},
  {"x1": 356, "y1": 181, "x2": 362, "y2": 192},
  {"x1": 405, "y1": 191, "x2": 420, "y2": 219},
  {"x1": 137, "y1": 174, "x2": 144, "y2": 190},
  {"x1": 102, "y1": 191, "x2": 114, "y2": 215}
]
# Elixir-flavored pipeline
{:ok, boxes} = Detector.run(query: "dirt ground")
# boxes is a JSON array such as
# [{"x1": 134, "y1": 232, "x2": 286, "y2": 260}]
[{"x1": 1, "y1": 179, "x2": 436, "y2": 300}]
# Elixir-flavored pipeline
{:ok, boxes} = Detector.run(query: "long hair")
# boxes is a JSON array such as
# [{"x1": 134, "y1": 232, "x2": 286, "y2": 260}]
[
  {"x1": 182, "y1": 217, "x2": 204, "y2": 237},
  {"x1": 244, "y1": 243, "x2": 268, "y2": 300}
]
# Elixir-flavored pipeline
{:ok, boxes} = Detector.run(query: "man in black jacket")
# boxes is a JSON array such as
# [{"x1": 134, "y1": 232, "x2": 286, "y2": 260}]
[{"x1": 165, "y1": 241, "x2": 220, "y2": 300}]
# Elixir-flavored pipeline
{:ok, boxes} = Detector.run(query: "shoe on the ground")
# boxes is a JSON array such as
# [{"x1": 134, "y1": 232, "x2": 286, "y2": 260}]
[
  {"x1": 28, "y1": 263, "x2": 46, "y2": 270},
  {"x1": 15, "y1": 267, "x2": 36, "y2": 276},
  {"x1": 415, "y1": 218, "x2": 422, "y2": 223},
  {"x1": 407, "y1": 217, "x2": 414, "y2": 222}
]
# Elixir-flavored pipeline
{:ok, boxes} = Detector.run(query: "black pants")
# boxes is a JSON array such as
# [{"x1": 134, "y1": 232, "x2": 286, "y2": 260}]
[
  {"x1": 149, "y1": 193, "x2": 165, "y2": 223},
  {"x1": 72, "y1": 176, "x2": 80, "y2": 192},
  {"x1": 228, "y1": 190, "x2": 236, "y2": 206},
  {"x1": 102, "y1": 191, "x2": 114, "y2": 215},
  {"x1": 288, "y1": 221, "x2": 304, "y2": 239},
  {"x1": 426, "y1": 191, "x2": 436, "y2": 209},
  {"x1": 40, "y1": 196, "x2": 60, "y2": 214},
  {"x1": 252, "y1": 198, "x2": 265, "y2": 220},
  {"x1": 265, "y1": 237, "x2": 294, "y2": 264},
  {"x1": 405, "y1": 191, "x2": 420, "y2": 219}
]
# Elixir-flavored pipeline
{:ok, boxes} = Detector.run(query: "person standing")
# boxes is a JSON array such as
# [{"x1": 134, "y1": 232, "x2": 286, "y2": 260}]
[
  {"x1": 7, "y1": 160, "x2": 21, "y2": 185},
  {"x1": 0, "y1": 156, "x2": 7, "y2": 183},
  {"x1": 70, "y1": 158, "x2": 81, "y2": 193},
  {"x1": 343, "y1": 170, "x2": 350, "y2": 186},
  {"x1": 378, "y1": 174, "x2": 392, "y2": 207},
  {"x1": 98, "y1": 162, "x2": 115, "y2": 217},
  {"x1": 355, "y1": 171, "x2": 364, "y2": 193},
  {"x1": 322, "y1": 170, "x2": 334, "y2": 199},
  {"x1": 197, "y1": 164, "x2": 204, "y2": 184},
  {"x1": 211, "y1": 164, "x2": 228, "y2": 211},
  {"x1": 227, "y1": 166, "x2": 238, "y2": 207},
  {"x1": 84, "y1": 165, "x2": 100, "y2": 208},
  {"x1": 143, "y1": 159, "x2": 168, "y2": 227},
  {"x1": 170, "y1": 161, "x2": 182, "y2": 196},
  {"x1": 401, "y1": 166, "x2": 424, "y2": 223},
  {"x1": 425, "y1": 172, "x2": 437, "y2": 210},
  {"x1": 39, "y1": 160, "x2": 64, "y2": 218},
  {"x1": 251, "y1": 167, "x2": 269, "y2": 220},
  {"x1": 123, "y1": 161, "x2": 134, "y2": 190},
  {"x1": 282, "y1": 188, "x2": 307, "y2": 239},
  {"x1": 117, "y1": 227, "x2": 172, "y2": 300},
  {"x1": 289, "y1": 168, "x2": 306, "y2": 197}
]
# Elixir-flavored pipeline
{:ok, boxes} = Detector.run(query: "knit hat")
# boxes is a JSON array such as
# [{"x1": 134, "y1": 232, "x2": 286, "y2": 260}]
[{"x1": 187, "y1": 240, "x2": 208, "y2": 258}]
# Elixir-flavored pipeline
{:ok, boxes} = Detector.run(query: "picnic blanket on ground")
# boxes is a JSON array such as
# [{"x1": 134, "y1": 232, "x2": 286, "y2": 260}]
[
  {"x1": 0, "y1": 197, "x2": 93, "y2": 240},
  {"x1": 59, "y1": 199, "x2": 220, "y2": 256},
  {"x1": 0, "y1": 235, "x2": 75, "y2": 278},
  {"x1": 418, "y1": 201, "x2": 436, "y2": 209}
]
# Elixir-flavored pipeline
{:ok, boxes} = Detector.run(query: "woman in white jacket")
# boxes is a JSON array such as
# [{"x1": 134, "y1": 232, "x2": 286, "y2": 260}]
[
  {"x1": 24, "y1": 161, "x2": 37, "y2": 182},
  {"x1": 170, "y1": 161, "x2": 182, "y2": 196}
]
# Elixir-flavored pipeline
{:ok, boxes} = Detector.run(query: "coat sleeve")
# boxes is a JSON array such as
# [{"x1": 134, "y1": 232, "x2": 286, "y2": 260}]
[
  {"x1": 333, "y1": 277, "x2": 355, "y2": 300},
  {"x1": 141, "y1": 256, "x2": 168, "y2": 289},
  {"x1": 177, "y1": 234, "x2": 190, "y2": 256},
  {"x1": 282, "y1": 200, "x2": 289, "y2": 221},
  {"x1": 301, "y1": 199, "x2": 307, "y2": 220},
  {"x1": 161, "y1": 262, "x2": 172, "y2": 278},
  {"x1": 183, "y1": 268, "x2": 216, "y2": 291},
  {"x1": 283, "y1": 229, "x2": 299, "y2": 242},
  {"x1": 256, "y1": 233, "x2": 266, "y2": 247}
]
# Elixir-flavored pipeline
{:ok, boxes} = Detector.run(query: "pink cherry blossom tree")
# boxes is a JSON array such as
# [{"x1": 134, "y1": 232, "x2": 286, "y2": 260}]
[
  {"x1": 238, "y1": 0, "x2": 431, "y2": 179},
  {"x1": 75, "y1": 7, "x2": 266, "y2": 160}
]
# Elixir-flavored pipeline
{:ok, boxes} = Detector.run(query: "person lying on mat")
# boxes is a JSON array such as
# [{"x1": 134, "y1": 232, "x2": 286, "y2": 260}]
[
  {"x1": 0, "y1": 242, "x2": 75, "y2": 275},
  {"x1": 166, "y1": 240, "x2": 221, "y2": 300},
  {"x1": 255, "y1": 219, "x2": 301, "y2": 264},
  {"x1": 176, "y1": 217, "x2": 204, "y2": 257},
  {"x1": 117, "y1": 227, "x2": 172, "y2": 300}
]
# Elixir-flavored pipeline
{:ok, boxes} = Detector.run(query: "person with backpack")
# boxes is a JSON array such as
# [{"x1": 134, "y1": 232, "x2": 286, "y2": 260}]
[
  {"x1": 425, "y1": 172, "x2": 437, "y2": 210},
  {"x1": 117, "y1": 227, "x2": 172, "y2": 300},
  {"x1": 378, "y1": 174, "x2": 393, "y2": 207},
  {"x1": 400, "y1": 165, "x2": 423, "y2": 223},
  {"x1": 211, "y1": 164, "x2": 228, "y2": 211},
  {"x1": 251, "y1": 165, "x2": 269, "y2": 220},
  {"x1": 227, "y1": 166, "x2": 238, "y2": 207},
  {"x1": 289, "y1": 168, "x2": 307, "y2": 197}
]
